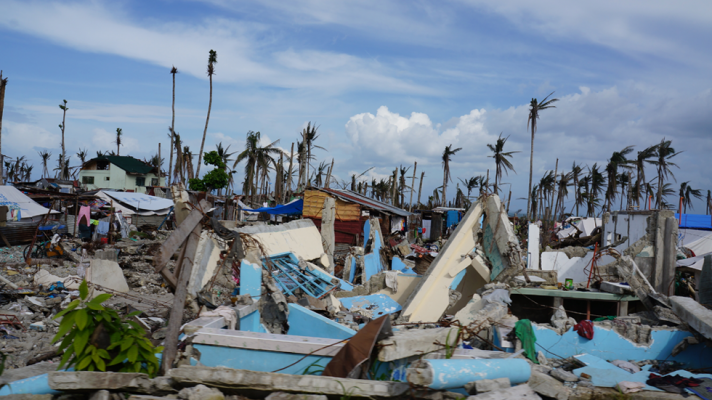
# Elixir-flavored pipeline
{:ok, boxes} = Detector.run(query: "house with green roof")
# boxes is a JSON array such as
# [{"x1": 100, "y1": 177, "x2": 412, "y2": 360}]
[{"x1": 78, "y1": 155, "x2": 165, "y2": 194}]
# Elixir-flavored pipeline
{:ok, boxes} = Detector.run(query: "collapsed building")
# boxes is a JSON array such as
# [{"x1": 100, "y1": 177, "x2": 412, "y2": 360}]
[{"x1": 2, "y1": 188, "x2": 712, "y2": 399}]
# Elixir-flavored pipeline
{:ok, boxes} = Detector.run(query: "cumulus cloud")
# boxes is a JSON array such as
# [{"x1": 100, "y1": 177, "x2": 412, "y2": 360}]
[
  {"x1": 343, "y1": 85, "x2": 712, "y2": 210},
  {"x1": 345, "y1": 106, "x2": 496, "y2": 167},
  {"x1": 2, "y1": 121, "x2": 61, "y2": 155}
]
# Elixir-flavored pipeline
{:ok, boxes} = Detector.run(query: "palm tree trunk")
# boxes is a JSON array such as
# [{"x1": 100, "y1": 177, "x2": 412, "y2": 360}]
[
  {"x1": 417, "y1": 171, "x2": 424, "y2": 210},
  {"x1": 442, "y1": 162, "x2": 448, "y2": 207},
  {"x1": 286, "y1": 143, "x2": 294, "y2": 200},
  {"x1": 169, "y1": 72, "x2": 176, "y2": 186},
  {"x1": 409, "y1": 162, "x2": 417, "y2": 211},
  {"x1": 526, "y1": 128, "x2": 534, "y2": 219},
  {"x1": 197, "y1": 74, "x2": 213, "y2": 177},
  {"x1": 656, "y1": 167, "x2": 664, "y2": 209},
  {"x1": 0, "y1": 71, "x2": 6, "y2": 183}
]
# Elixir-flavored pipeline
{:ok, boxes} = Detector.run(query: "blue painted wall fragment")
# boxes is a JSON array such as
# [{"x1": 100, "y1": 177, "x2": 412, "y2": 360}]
[
  {"x1": 483, "y1": 224, "x2": 505, "y2": 280},
  {"x1": 533, "y1": 325, "x2": 712, "y2": 369},
  {"x1": 450, "y1": 268, "x2": 467, "y2": 289},
  {"x1": 339, "y1": 294, "x2": 402, "y2": 317},
  {"x1": 240, "y1": 259, "x2": 263, "y2": 300},
  {"x1": 287, "y1": 303, "x2": 356, "y2": 339},
  {"x1": 363, "y1": 230, "x2": 383, "y2": 281},
  {"x1": 194, "y1": 344, "x2": 331, "y2": 375},
  {"x1": 348, "y1": 255, "x2": 357, "y2": 283},
  {"x1": 446, "y1": 210, "x2": 460, "y2": 228},
  {"x1": 364, "y1": 219, "x2": 371, "y2": 247}
]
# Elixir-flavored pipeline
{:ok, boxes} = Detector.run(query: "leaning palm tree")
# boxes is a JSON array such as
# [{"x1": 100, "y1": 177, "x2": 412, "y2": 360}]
[
  {"x1": 38, "y1": 150, "x2": 52, "y2": 178},
  {"x1": 604, "y1": 146, "x2": 634, "y2": 212},
  {"x1": 458, "y1": 176, "x2": 481, "y2": 200},
  {"x1": 169, "y1": 66, "x2": 178, "y2": 186},
  {"x1": 679, "y1": 182, "x2": 703, "y2": 214},
  {"x1": 487, "y1": 133, "x2": 519, "y2": 194},
  {"x1": 235, "y1": 131, "x2": 260, "y2": 201},
  {"x1": 441, "y1": 144, "x2": 462, "y2": 206},
  {"x1": 652, "y1": 138, "x2": 681, "y2": 209},
  {"x1": 632, "y1": 144, "x2": 658, "y2": 208},
  {"x1": 115, "y1": 128, "x2": 123, "y2": 156},
  {"x1": 299, "y1": 122, "x2": 324, "y2": 190},
  {"x1": 526, "y1": 92, "x2": 558, "y2": 219},
  {"x1": 570, "y1": 162, "x2": 583, "y2": 216},
  {"x1": 0, "y1": 71, "x2": 7, "y2": 182},
  {"x1": 589, "y1": 163, "x2": 606, "y2": 217},
  {"x1": 197, "y1": 50, "x2": 217, "y2": 177}
]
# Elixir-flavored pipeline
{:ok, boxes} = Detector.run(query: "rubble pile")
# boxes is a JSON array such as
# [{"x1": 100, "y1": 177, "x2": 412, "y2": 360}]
[{"x1": 3, "y1": 190, "x2": 712, "y2": 400}]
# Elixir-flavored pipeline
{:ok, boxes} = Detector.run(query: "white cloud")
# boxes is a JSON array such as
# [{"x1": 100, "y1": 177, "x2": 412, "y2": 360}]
[
  {"x1": 2, "y1": 121, "x2": 61, "y2": 156},
  {"x1": 0, "y1": 1, "x2": 431, "y2": 94},
  {"x1": 342, "y1": 85, "x2": 712, "y2": 210}
]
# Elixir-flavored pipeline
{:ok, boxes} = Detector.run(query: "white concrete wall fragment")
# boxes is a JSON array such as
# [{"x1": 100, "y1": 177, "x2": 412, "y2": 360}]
[{"x1": 234, "y1": 219, "x2": 326, "y2": 261}]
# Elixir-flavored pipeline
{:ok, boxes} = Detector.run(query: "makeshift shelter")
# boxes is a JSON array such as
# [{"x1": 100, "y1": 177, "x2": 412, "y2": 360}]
[
  {"x1": 96, "y1": 190, "x2": 173, "y2": 226},
  {"x1": 0, "y1": 186, "x2": 61, "y2": 245}
]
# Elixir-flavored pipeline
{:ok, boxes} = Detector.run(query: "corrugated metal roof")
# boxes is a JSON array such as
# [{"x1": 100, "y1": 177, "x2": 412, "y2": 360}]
[{"x1": 316, "y1": 188, "x2": 412, "y2": 217}]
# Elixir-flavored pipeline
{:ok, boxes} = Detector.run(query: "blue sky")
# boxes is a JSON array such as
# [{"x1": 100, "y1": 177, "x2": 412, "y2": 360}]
[{"x1": 1, "y1": 0, "x2": 712, "y2": 213}]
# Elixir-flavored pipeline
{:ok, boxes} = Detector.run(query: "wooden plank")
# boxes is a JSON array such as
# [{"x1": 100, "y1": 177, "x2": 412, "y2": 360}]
[
  {"x1": 160, "y1": 200, "x2": 208, "y2": 375},
  {"x1": 0, "y1": 233, "x2": 11, "y2": 248},
  {"x1": 154, "y1": 207, "x2": 204, "y2": 274},
  {"x1": 191, "y1": 328, "x2": 346, "y2": 357}
]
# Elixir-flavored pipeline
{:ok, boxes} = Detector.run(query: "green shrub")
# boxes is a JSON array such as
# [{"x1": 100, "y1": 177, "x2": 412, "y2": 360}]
[{"x1": 52, "y1": 280, "x2": 163, "y2": 377}]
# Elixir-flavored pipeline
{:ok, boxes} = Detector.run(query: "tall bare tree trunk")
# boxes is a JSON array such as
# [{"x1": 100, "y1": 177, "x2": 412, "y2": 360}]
[
  {"x1": 417, "y1": 171, "x2": 425, "y2": 210},
  {"x1": 526, "y1": 128, "x2": 534, "y2": 219},
  {"x1": 0, "y1": 71, "x2": 6, "y2": 183},
  {"x1": 169, "y1": 67, "x2": 177, "y2": 186},
  {"x1": 286, "y1": 143, "x2": 294, "y2": 200},
  {"x1": 409, "y1": 161, "x2": 417, "y2": 211},
  {"x1": 325, "y1": 159, "x2": 334, "y2": 189},
  {"x1": 442, "y1": 163, "x2": 448, "y2": 207},
  {"x1": 197, "y1": 74, "x2": 213, "y2": 177}
]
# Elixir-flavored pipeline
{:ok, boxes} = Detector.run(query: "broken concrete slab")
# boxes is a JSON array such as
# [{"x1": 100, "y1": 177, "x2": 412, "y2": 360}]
[
  {"x1": 550, "y1": 368, "x2": 579, "y2": 382},
  {"x1": 600, "y1": 281, "x2": 633, "y2": 295},
  {"x1": 233, "y1": 219, "x2": 326, "y2": 261},
  {"x1": 187, "y1": 231, "x2": 228, "y2": 297},
  {"x1": 527, "y1": 371, "x2": 570, "y2": 400},
  {"x1": 320, "y1": 196, "x2": 336, "y2": 273},
  {"x1": 483, "y1": 195, "x2": 525, "y2": 282},
  {"x1": 378, "y1": 327, "x2": 460, "y2": 362},
  {"x1": 464, "y1": 377, "x2": 511, "y2": 394},
  {"x1": 0, "y1": 362, "x2": 58, "y2": 386},
  {"x1": 168, "y1": 366, "x2": 410, "y2": 398},
  {"x1": 467, "y1": 384, "x2": 541, "y2": 399},
  {"x1": 401, "y1": 201, "x2": 484, "y2": 322},
  {"x1": 86, "y1": 259, "x2": 130, "y2": 294},
  {"x1": 670, "y1": 296, "x2": 712, "y2": 340},
  {"x1": 373, "y1": 273, "x2": 422, "y2": 306},
  {"x1": 47, "y1": 371, "x2": 150, "y2": 391},
  {"x1": 266, "y1": 392, "x2": 327, "y2": 400},
  {"x1": 178, "y1": 384, "x2": 225, "y2": 400}
]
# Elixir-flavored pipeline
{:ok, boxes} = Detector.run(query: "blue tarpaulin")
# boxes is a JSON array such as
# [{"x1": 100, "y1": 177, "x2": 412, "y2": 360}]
[
  {"x1": 445, "y1": 210, "x2": 461, "y2": 228},
  {"x1": 675, "y1": 213, "x2": 712, "y2": 230},
  {"x1": 242, "y1": 199, "x2": 303, "y2": 215}
]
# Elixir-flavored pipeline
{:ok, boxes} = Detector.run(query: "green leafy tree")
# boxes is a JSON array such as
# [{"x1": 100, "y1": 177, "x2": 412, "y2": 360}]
[
  {"x1": 189, "y1": 150, "x2": 229, "y2": 192},
  {"x1": 52, "y1": 280, "x2": 163, "y2": 377}
]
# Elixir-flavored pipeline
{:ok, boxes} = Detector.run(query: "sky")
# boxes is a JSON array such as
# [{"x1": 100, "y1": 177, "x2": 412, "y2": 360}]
[{"x1": 1, "y1": 0, "x2": 711, "y2": 214}]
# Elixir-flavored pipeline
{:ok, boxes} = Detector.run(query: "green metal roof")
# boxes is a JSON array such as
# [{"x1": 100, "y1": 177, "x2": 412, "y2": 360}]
[{"x1": 92, "y1": 156, "x2": 153, "y2": 174}]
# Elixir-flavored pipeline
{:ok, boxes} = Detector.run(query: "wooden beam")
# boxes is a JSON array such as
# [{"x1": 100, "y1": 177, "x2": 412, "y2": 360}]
[
  {"x1": 160, "y1": 200, "x2": 208, "y2": 375},
  {"x1": 153, "y1": 210, "x2": 203, "y2": 287}
]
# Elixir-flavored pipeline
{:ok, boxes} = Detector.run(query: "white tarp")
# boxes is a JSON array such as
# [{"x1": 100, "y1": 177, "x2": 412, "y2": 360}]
[
  {"x1": 679, "y1": 229, "x2": 712, "y2": 256},
  {"x1": 97, "y1": 191, "x2": 172, "y2": 215},
  {"x1": 557, "y1": 217, "x2": 601, "y2": 239},
  {"x1": 0, "y1": 186, "x2": 59, "y2": 220}
]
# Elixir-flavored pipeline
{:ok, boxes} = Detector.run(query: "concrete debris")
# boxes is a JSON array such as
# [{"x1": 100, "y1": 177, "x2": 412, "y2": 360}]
[
  {"x1": 4, "y1": 191, "x2": 712, "y2": 399},
  {"x1": 464, "y1": 377, "x2": 511, "y2": 395}
]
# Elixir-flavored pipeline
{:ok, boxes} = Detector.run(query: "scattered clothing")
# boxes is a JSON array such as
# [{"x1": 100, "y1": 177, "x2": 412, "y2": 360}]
[
  {"x1": 514, "y1": 319, "x2": 538, "y2": 363},
  {"x1": 77, "y1": 206, "x2": 91, "y2": 226},
  {"x1": 573, "y1": 320, "x2": 594, "y2": 340},
  {"x1": 647, "y1": 373, "x2": 702, "y2": 396},
  {"x1": 97, "y1": 221, "x2": 110, "y2": 235},
  {"x1": 687, "y1": 377, "x2": 712, "y2": 400},
  {"x1": 612, "y1": 360, "x2": 641, "y2": 374}
]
